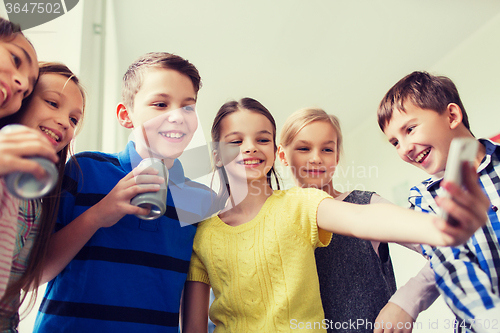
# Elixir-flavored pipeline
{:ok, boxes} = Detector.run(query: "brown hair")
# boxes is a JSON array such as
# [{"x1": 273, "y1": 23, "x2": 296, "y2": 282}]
[
  {"x1": 211, "y1": 98, "x2": 281, "y2": 207},
  {"x1": 0, "y1": 17, "x2": 22, "y2": 40},
  {"x1": 122, "y1": 52, "x2": 201, "y2": 110},
  {"x1": 280, "y1": 107, "x2": 343, "y2": 160},
  {"x1": 377, "y1": 71, "x2": 471, "y2": 134},
  {"x1": 0, "y1": 62, "x2": 86, "y2": 318}
]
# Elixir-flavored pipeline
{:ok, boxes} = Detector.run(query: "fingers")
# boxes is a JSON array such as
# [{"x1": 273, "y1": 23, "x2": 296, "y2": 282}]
[
  {"x1": 0, "y1": 157, "x2": 50, "y2": 179},
  {"x1": 436, "y1": 163, "x2": 490, "y2": 244},
  {"x1": 0, "y1": 130, "x2": 59, "y2": 164}
]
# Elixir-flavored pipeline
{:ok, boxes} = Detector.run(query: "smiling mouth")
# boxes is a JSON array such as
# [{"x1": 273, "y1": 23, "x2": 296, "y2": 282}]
[
  {"x1": 160, "y1": 132, "x2": 185, "y2": 139},
  {"x1": 307, "y1": 169, "x2": 325, "y2": 173},
  {"x1": 414, "y1": 147, "x2": 431, "y2": 163},
  {"x1": 0, "y1": 87, "x2": 7, "y2": 104},
  {"x1": 40, "y1": 126, "x2": 60, "y2": 142},
  {"x1": 238, "y1": 159, "x2": 263, "y2": 165}
]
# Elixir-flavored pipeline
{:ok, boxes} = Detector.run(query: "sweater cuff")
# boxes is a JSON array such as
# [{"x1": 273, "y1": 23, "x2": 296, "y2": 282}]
[{"x1": 186, "y1": 271, "x2": 210, "y2": 286}]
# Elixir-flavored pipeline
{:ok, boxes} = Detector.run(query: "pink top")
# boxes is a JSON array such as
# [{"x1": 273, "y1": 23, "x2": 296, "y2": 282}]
[{"x1": 0, "y1": 179, "x2": 20, "y2": 299}]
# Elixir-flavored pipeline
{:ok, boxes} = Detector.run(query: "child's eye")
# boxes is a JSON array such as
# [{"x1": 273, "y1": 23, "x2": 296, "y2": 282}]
[
  {"x1": 324, "y1": 148, "x2": 334, "y2": 153},
  {"x1": 46, "y1": 100, "x2": 58, "y2": 108},
  {"x1": 152, "y1": 102, "x2": 167, "y2": 108},
  {"x1": 70, "y1": 117, "x2": 79, "y2": 126},
  {"x1": 182, "y1": 105, "x2": 195, "y2": 112},
  {"x1": 297, "y1": 147, "x2": 309, "y2": 151},
  {"x1": 11, "y1": 53, "x2": 21, "y2": 67},
  {"x1": 406, "y1": 126, "x2": 415, "y2": 134},
  {"x1": 391, "y1": 140, "x2": 399, "y2": 147},
  {"x1": 258, "y1": 139, "x2": 270, "y2": 143},
  {"x1": 229, "y1": 140, "x2": 242, "y2": 145}
]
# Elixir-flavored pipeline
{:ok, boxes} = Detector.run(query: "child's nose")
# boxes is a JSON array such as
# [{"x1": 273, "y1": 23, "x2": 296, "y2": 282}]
[
  {"x1": 243, "y1": 142, "x2": 257, "y2": 154},
  {"x1": 56, "y1": 115, "x2": 70, "y2": 129},
  {"x1": 13, "y1": 71, "x2": 29, "y2": 96},
  {"x1": 309, "y1": 151, "x2": 322, "y2": 164},
  {"x1": 167, "y1": 108, "x2": 185, "y2": 124},
  {"x1": 400, "y1": 140, "x2": 415, "y2": 161}
]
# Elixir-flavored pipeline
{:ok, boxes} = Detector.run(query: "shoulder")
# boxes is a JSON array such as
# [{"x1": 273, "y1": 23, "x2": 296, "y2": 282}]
[
  {"x1": 69, "y1": 151, "x2": 120, "y2": 168},
  {"x1": 272, "y1": 187, "x2": 331, "y2": 208},
  {"x1": 183, "y1": 177, "x2": 215, "y2": 197}
]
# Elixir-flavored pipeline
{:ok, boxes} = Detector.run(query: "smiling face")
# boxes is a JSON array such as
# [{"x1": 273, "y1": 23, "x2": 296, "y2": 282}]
[
  {"x1": 383, "y1": 102, "x2": 459, "y2": 175},
  {"x1": 16, "y1": 73, "x2": 83, "y2": 153},
  {"x1": 118, "y1": 68, "x2": 198, "y2": 167},
  {"x1": 217, "y1": 110, "x2": 276, "y2": 183},
  {"x1": 0, "y1": 34, "x2": 38, "y2": 117},
  {"x1": 280, "y1": 120, "x2": 339, "y2": 190}
]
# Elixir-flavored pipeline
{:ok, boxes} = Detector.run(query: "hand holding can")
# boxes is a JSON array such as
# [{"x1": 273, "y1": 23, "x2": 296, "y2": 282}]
[{"x1": 131, "y1": 158, "x2": 168, "y2": 220}]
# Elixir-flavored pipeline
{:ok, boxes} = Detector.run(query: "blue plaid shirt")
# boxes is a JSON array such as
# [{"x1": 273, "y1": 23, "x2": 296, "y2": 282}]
[{"x1": 410, "y1": 139, "x2": 500, "y2": 333}]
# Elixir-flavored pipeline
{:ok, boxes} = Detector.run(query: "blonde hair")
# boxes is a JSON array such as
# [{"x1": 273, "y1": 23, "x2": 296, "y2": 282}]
[{"x1": 280, "y1": 107, "x2": 343, "y2": 159}]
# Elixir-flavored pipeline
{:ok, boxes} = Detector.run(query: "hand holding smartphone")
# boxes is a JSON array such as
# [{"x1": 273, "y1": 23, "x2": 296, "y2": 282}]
[{"x1": 440, "y1": 138, "x2": 479, "y2": 226}]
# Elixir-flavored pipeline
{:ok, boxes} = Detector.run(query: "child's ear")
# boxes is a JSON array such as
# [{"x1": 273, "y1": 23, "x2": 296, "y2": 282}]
[
  {"x1": 277, "y1": 145, "x2": 289, "y2": 166},
  {"x1": 117, "y1": 103, "x2": 134, "y2": 129},
  {"x1": 213, "y1": 149, "x2": 223, "y2": 168},
  {"x1": 447, "y1": 103, "x2": 463, "y2": 130}
]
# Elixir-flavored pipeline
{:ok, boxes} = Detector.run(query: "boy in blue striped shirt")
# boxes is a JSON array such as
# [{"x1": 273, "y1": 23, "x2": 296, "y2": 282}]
[
  {"x1": 377, "y1": 71, "x2": 499, "y2": 333},
  {"x1": 34, "y1": 52, "x2": 214, "y2": 333}
]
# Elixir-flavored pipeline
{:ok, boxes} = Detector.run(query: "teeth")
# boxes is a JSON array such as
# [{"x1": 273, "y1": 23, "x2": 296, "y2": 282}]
[
  {"x1": 243, "y1": 160, "x2": 261, "y2": 165},
  {"x1": 0, "y1": 87, "x2": 6, "y2": 103},
  {"x1": 415, "y1": 148, "x2": 431, "y2": 163},
  {"x1": 162, "y1": 132, "x2": 183, "y2": 138},
  {"x1": 40, "y1": 127, "x2": 60, "y2": 141}
]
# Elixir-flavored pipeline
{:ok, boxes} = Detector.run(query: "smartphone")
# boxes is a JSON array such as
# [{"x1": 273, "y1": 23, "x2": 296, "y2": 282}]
[{"x1": 440, "y1": 138, "x2": 478, "y2": 226}]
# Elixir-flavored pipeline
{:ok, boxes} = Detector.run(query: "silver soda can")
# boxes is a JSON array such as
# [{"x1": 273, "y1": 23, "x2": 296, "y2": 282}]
[
  {"x1": 131, "y1": 158, "x2": 168, "y2": 220},
  {"x1": 2, "y1": 124, "x2": 59, "y2": 199}
]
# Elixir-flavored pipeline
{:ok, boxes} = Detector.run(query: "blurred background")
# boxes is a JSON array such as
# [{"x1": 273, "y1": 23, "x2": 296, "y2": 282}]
[{"x1": 2, "y1": 0, "x2": 500, "y2": 331}]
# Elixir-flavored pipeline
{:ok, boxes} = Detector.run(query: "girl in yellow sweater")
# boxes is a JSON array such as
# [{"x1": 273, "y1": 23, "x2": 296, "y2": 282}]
[{"x1": 182, "y1": 98, "x2": 488, "y2": 333}]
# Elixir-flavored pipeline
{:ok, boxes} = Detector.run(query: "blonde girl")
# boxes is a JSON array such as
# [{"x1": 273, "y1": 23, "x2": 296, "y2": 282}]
[
  {"x1": 0, "y1": 62, "x2": 85, "y2": 332},
  {"x1": 279, "y1": 108, "x2": 435, "y2": 333},
  {"x1": 182, "y1": 98, "x2": 488, "y2": 333}
]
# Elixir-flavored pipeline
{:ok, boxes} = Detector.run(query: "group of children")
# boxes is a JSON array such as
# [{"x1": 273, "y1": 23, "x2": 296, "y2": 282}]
[{"x1": 0, "y1": 16, "x2": 498, "y2": 333}]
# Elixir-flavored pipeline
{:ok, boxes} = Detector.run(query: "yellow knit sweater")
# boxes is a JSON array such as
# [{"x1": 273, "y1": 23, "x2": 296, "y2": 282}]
[{"x1": 188, "y1": 187, "x2": 332, "y2": 332}]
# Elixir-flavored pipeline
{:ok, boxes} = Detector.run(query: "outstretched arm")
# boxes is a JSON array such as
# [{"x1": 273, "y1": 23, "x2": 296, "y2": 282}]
[
  {"x1": 41, "y1": 167, "x2": 164, "y2": 284},
  {"x1": 317, "y1": 164, "x2": 489, "y2": 246},
  {"x1": 182, "y1": 281, "x2": 210, "y2": 333}
]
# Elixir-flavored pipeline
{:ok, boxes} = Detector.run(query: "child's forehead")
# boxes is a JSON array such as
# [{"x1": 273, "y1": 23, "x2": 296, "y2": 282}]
[{"x1": 137, "y1": 68, "x2": 196, "y2": 96}]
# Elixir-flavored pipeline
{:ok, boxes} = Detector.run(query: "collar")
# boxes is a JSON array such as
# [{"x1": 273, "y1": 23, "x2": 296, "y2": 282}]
[
  {"x1": 424, "y1": 138, "x2": 500, "y2": 190},
  {"x1": 118, "y1": 141, "x2": 186, "y2": 188}
]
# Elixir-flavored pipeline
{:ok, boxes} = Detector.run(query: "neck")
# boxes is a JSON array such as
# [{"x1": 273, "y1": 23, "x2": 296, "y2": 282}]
[
  {"x1": 475, "y1": 140, "x2": 486, "y2": 170},
  {"x1": 136, "y1": 144, "x2": 175, "y2": 169},
  {"x1": 298, "y1": 179, "x2": 343, "y2": 198},
  {"x1": 453, "y1": 130, "x2": 485, "y2": 171},
  {"x1": 223, "y1": 175, "x2": 273, "y2": 214}
]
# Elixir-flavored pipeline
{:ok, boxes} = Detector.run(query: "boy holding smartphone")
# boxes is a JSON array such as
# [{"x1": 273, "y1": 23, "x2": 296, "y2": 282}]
[{"x1": 376, "y1": 71, "x2": 498, "y2": 333}]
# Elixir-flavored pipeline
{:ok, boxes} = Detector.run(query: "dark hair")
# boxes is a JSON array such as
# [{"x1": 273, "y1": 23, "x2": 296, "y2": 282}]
[
  {"x1": 211, "y1": 98, "x2": 281, "y2": 207},
  {"x1": 0, "y1": 17, "x2": 22, "y2": 40},
  {"x1": 377, "y1": 71, "x2": 471, "y2": 134},
  {"x1": 0, "y1": 62, "x2": 86, "y2": 318},
  {"x1": 122, "y1": 52, "x2": 201, "y2": 110}
]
